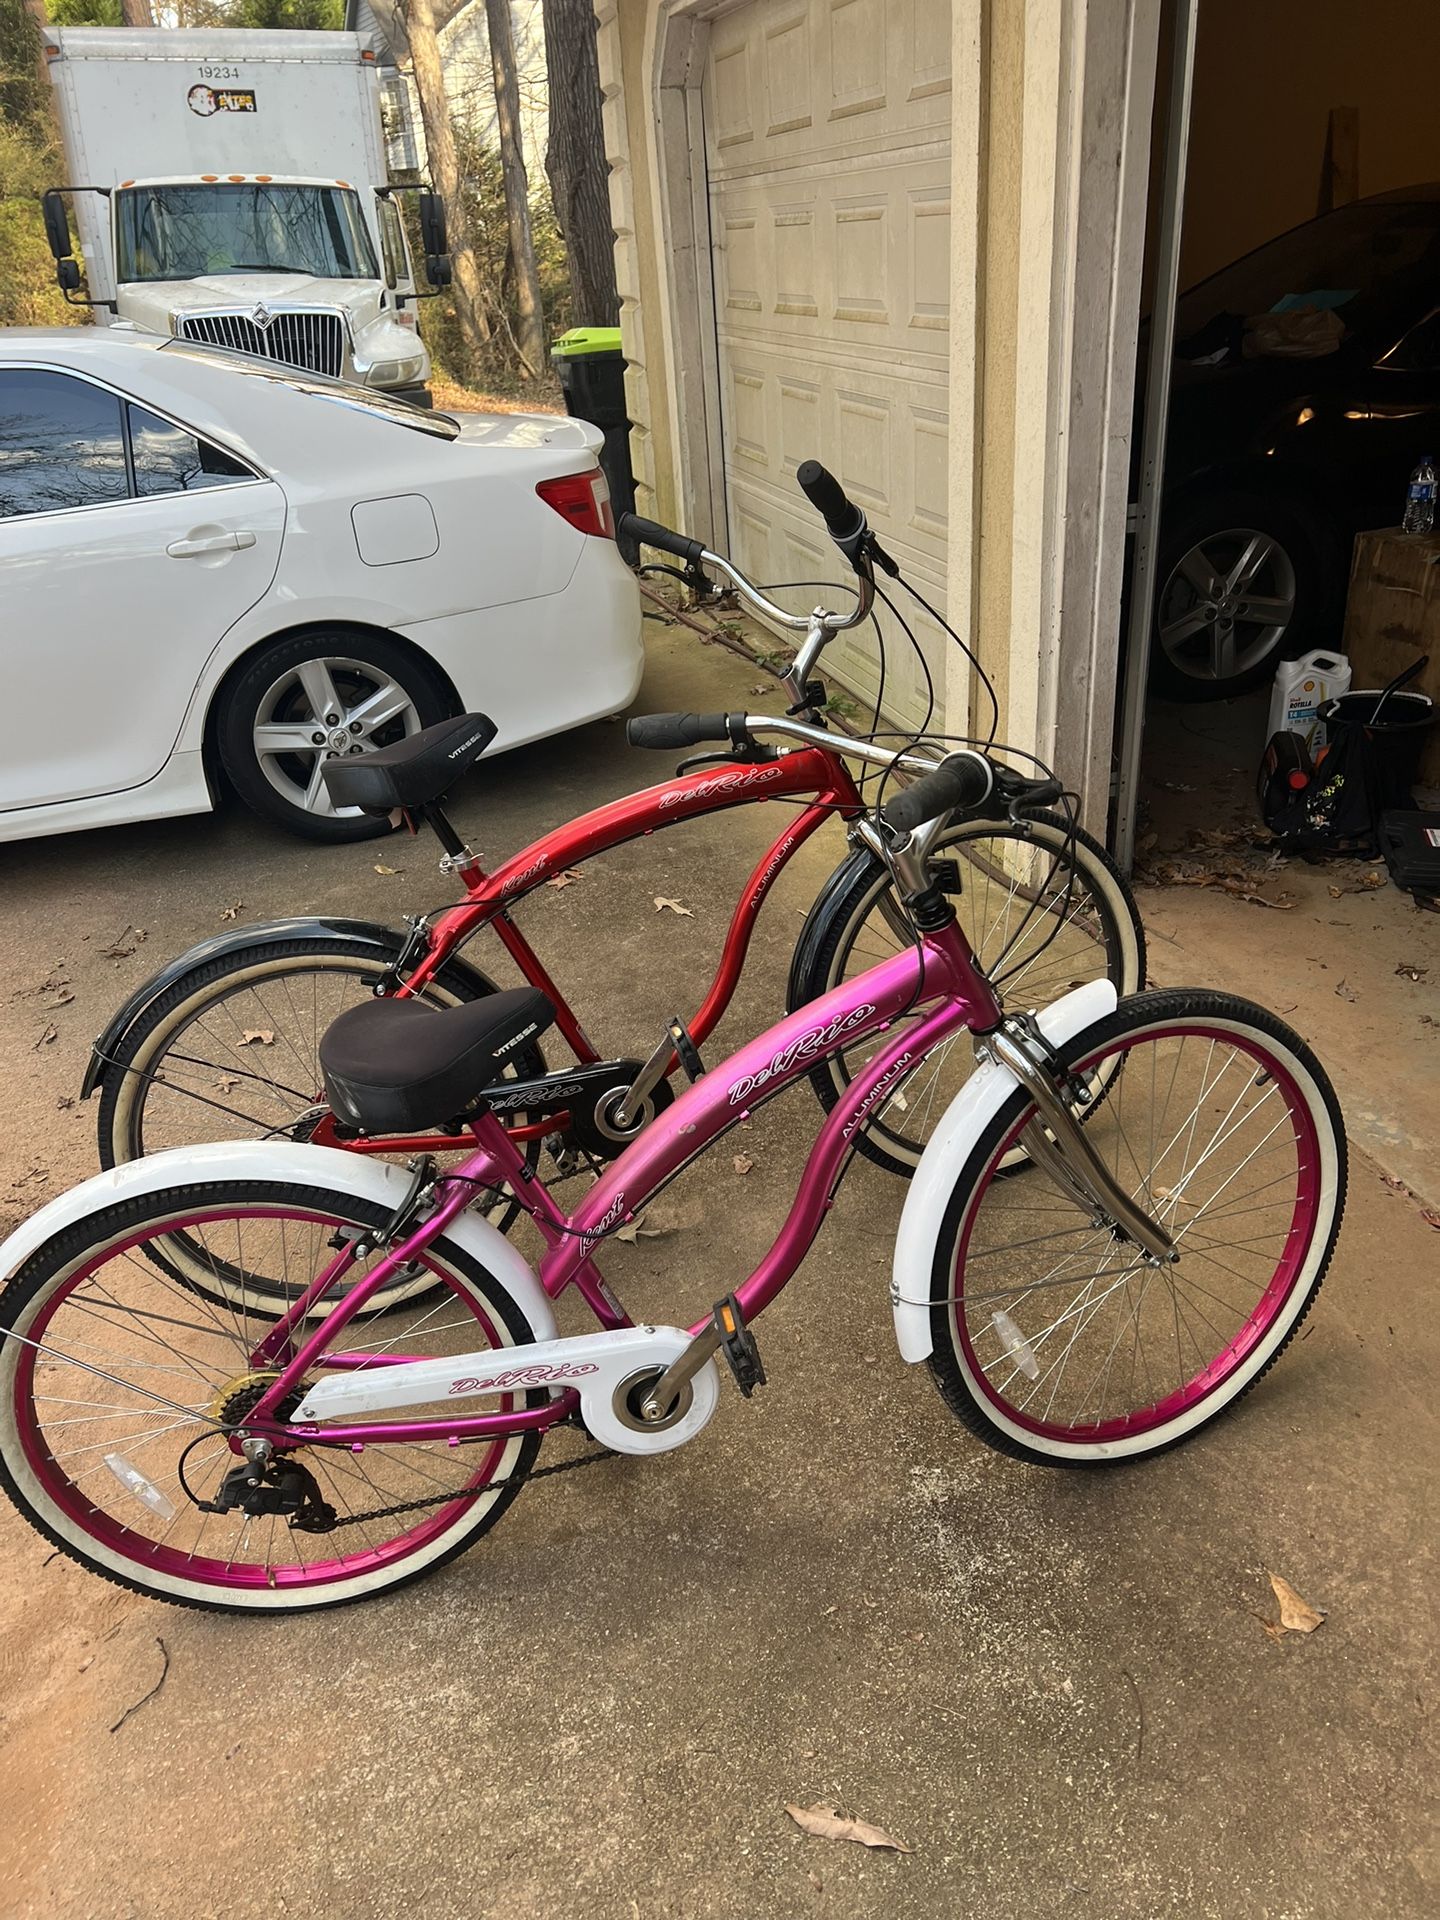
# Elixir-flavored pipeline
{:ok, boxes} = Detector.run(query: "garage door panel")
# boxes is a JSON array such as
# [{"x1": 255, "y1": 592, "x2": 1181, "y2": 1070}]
[{"x1": 707, "y1": 0, "x2": 952, "y2": 732}]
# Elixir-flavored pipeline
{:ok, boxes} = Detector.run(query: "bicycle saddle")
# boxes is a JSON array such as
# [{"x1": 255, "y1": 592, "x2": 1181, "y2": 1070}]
[
  {"x1": 321, "y1": 712, "x2": 498, "y2": 816},
  {"x1": 320, "y1": 987, "x2": 553, "y2": 1133}
]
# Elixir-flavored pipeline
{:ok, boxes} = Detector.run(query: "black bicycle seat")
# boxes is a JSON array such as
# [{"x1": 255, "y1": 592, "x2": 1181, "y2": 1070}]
[
  {"x1": 320, "y1": 988, "x2": 553, "y2": 1133},
  {"x1": 321, "y1": 713, "x2": 498, "y2": 816}
]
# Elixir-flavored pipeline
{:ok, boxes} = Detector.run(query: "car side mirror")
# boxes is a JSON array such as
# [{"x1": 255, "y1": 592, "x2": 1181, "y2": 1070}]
[
  {"x1": 425, "y1": 254, "x2": 453, "y2": 289},
  {"x1": 57, "y1": 258, "x2": 82, "y2": 292},
  {"x1": 42, "y1": 189, "x2": 74, "y2": 263},
  {"x1": 418, "y1": 191, "x2": 448, "y2": 259}
]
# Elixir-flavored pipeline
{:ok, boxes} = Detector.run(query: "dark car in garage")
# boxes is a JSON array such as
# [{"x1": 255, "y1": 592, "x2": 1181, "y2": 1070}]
[{"x1": 1147, "y1": 186, "x2": 1440, "y2": 699}]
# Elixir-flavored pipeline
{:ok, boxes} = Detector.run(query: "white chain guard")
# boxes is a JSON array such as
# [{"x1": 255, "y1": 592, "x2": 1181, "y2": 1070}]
[{"x1": 294, "y1": 1323, "x2": 720, "y2": 1457}]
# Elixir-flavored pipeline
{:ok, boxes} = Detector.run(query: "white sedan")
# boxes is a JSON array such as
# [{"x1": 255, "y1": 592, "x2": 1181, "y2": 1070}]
[{"x1": 0, "y1": 328, "x2": 642, "y2": 842}]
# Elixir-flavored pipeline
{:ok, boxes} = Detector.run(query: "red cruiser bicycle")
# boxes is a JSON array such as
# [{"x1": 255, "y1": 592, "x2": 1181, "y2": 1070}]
[{"x1": 84, "y1": 467, "x2": 1143, "y2": 1207}]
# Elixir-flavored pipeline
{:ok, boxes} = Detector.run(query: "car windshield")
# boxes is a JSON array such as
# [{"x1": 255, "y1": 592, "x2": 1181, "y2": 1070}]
[
  {"x1": 116, "y1": 183, "x2": 380, "y2": 283},
  {"x1": 1175, "y1": 199, "x2": 1440, "y2": 347},
  {"x1": 159, "y1": 340, "x2": 460, "y2": 439}
]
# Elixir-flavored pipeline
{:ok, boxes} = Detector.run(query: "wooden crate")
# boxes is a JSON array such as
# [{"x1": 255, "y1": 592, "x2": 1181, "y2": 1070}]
[{"x1": 1342, "y1": 529, "x2": 1440, "y2": 786}]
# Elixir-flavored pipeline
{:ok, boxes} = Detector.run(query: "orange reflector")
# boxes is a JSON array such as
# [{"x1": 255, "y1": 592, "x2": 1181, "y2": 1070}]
[
  {"x1": 120, "y1": 179, "x2": 134, "y2": 189},
  {"x1": 201, "y1": 174, "x2": 218, "y2": 183},
  {"x1": 227, "y1": 174, "x2": 245, "y2": 183},
  {"x1": 336, "y1": 180, "x2": 351, "y2": 188},
  {"x1": 256, "y1": 174, "x2": 272, "y2": 183}
]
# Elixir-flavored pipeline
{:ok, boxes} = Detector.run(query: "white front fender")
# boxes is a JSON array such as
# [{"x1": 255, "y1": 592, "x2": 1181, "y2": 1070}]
[
  {"x1": 0, "y1": 1142, "x2": 558, "y2": 1344},
  {"x1": 891, "y1": 980, "x2": 1118, "y2": 1362}
]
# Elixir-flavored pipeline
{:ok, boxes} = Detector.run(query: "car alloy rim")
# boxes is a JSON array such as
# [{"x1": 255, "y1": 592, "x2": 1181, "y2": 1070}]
[
  {"x1": 1157, "y1": 528, "x2": 1297, "y2": 683},
  {"x1": 251, "y1": 657, "x2": 423, "y2": 815}
]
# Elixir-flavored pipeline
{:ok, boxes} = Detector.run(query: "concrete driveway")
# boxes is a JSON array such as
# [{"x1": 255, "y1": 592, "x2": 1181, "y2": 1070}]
[{"x1": 0, "y1": 620, "x2": 1435, "y2": 1919}]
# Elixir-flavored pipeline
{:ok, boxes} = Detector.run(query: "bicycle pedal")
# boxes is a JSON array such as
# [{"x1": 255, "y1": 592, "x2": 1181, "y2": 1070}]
[
  {"x1": 711, "y1": 1293, "x2": 766, "y2": 1397},
  {"x1": 667, "y1": 1015, "x2": 706, "y2": 1084}
]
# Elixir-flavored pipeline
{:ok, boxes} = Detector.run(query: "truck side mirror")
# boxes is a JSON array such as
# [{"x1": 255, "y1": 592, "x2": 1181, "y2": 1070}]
[
  {"x1": 57, "y1": 259, "x2": 82, "y2": 292},
  {"x1": 42, "y1": 190, "x2": 74, "y2": 264},
  {"x1": 418, "y1": 191, "x2": 448, "y2": 259},
  {"x1": 425, "y1": 254, "x2": 453, "y2": 289}
]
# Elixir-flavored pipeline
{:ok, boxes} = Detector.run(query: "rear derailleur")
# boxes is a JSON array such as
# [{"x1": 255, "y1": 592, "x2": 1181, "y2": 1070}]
[{"x1": 200, "y1": 1455, "x2": 338, "y2": 1535}]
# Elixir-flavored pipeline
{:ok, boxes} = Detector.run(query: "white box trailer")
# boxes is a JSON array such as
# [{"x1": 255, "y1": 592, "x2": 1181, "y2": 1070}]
[{"x1": 42, "y1": 27, "x2": 451, "y2": 403}]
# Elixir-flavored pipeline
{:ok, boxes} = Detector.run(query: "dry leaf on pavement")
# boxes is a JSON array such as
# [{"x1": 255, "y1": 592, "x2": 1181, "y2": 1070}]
[
  {"x1": 219, "y1": 903, "x2": 242, "y2": 921},
  {"x1": 33, "y1": 1024, "x2": 58, "y2": 1050},
  {"x1": 546, "y1": 869, "x2": 583, "y2": 890},
  {"x1": 733, "y1": 1152, "x2": 755, "y2": 1176},
  {"x1": 653, "y1": 896, "x2": 693, "y2": 916},
  {"x1": 237, "y1": 1029, "x2": 275, "y2": 1048},
  {"x1": 785, "y1": 1803, "x2": 911, "y2": 1854},
  {"x1": 1395, "y1": 962, "x2": 1429, "y2": 981},
  {"x1": 215, "y1": 1075, "x2": 242, "y2": 1094},
  {"x1": 614, "y1": 1221, "x2": 665, "y2": 1244},
  {"x1": 1334, "y1": 979, "x2": 1357, "y2": 1002},
  {"x1": 373, "y1": 863, "x2": 400, "y2": 876},
  {"x1": 1267, "y1": 1572, "x2": 1326, "y2": 1635},
  {"x1": 1422, "y1": 1209, "x2": 1440, "y2": 1231}
]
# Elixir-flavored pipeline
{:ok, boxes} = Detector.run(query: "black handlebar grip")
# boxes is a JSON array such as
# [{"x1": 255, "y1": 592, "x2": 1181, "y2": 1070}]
[
  {"x1": 625, "y1": 711, "x2": 731, "y2": 750},
  {"x1": 881, "y1": 755, "x2": 993, "y2": 834},
  {"x1": 795, "y1": 460, "x2": 863, "y2": 540},
  {"x1": 618, "y1": 512, "x2": 706, "y2": 566}
]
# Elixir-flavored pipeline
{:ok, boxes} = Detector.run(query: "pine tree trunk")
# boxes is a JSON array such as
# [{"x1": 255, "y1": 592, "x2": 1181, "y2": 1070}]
[
  {"x1": 541, "y1": 0, "x2": 618, "y2": 329},
  {"x1": 119, "y1": 0, "x2": 155, "y2": 26},
  {"x1": 484, "y1": 0, "x2": 545, "y2": 377},
  {"x1": 404, "y1": 0, "x2": 492, "y2": 371}
]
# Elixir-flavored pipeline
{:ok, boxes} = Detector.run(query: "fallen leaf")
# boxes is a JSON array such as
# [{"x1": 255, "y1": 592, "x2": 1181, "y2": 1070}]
[
  {"x1": 1157, "y1": 780, "x2": 1196, "y2": 792},
  {"x1": 237, "y1": 1029, "x2": 275, "y2": 1048},
  {"x1": 33, "y1": 1024, "x2": 57, "y2": 1049},
  {"x1": 1327, "y1": 885, "x2": 1344, "y2": 900},
  {"x1": 653, "y1": 896, "x2": 693, "y2": 916},
  {"x1": 56, "y1": 1095, "x2": 75, "y2": 1112},
  {"x1": 219, "y1": 902, "x2": 243, "y2": 922},
  {"x1": 1422, "y1": 1209, "x2": 1440, "y2": 1231},
  {"x1": 43, "y1": 989, "x2": 76, "y2": 1008},
  {"x1": 785, "y1": 1802, "x2": 911, "y2": 1854},
  {"x1": 733, "y1": 1152, "x2": 754, "y2": 1175},
  {"x1": 1395, "y1": 962, "x2": 1429, "y2": 982},
  {"x1": 1267, "y1": 1572, "x2": 1326, "y2": 1635},
  {"x1": 99, "y1": 926, "x2": 146, "y2": 960},
  {"x1": 807, "y1": 1871, "x2": 824, "y2": 1892},
  {"x1": 1334, "y1": 979, "x2": 1357, "y2": 1003},
  {"x1": 215, "y1": 1074, "x2": 242, "y2": 1095},
  {"x1": 546, "y1": 868, "x2": 584, "y2": 890},
  {"x1": 373, "y1": 863, "x2": 400, "y2": 877},
  {"x1": 1382, "y1": 1173, "x2": 1409, "y2": 1192},
  {"x1": 614, "y1": 1220, "x2": 665, "y2": 1244}
]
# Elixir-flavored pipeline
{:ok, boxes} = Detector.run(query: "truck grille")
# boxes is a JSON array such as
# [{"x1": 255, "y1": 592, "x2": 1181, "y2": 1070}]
[{"x1": 177, "y1": 309, "x2": 346, "y2": 379}]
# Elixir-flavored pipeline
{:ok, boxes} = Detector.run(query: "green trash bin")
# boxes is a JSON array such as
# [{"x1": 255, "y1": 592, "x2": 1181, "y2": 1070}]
[{"x1": 552, "y1": 326, "x2": 636, "y2": 556}]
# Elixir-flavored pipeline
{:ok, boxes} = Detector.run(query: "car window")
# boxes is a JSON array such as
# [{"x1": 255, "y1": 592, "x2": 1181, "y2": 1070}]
[
  {"x1": 1174, "y1": 201, "x2": 1440, "y2": 351},
  {"x1": 0, "y1": 369, "x2": 128, "y2": 520},
  {"x1": 128, "y1": 404, "x2": 255, "y2": 496},
  {"x1": 1377, "y1": 305, "x2": 1440, "y2": 372},
  {"x1": 160, "y1": 338, "x2": 459, "y2": 438}
]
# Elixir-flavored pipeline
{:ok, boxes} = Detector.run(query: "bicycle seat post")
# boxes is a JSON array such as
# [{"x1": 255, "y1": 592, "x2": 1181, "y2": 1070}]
[{"x1": 419, "y1": 801, "x2": 480, "y2": 879}]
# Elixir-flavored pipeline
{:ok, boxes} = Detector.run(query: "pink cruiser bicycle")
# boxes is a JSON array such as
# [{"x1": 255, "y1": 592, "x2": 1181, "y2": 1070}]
[{"x1": 0, "y1": 475, "x2": 1347, "y2": 1612}]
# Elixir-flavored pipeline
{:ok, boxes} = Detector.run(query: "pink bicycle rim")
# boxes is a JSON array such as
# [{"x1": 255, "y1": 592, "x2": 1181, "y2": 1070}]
[
  {"x1": 951, "y1": 1023, "x2": 1322, "y2": 1443},
  {"x1": 15, "y1": 1204, "x2": 521, "y2": 1592}
]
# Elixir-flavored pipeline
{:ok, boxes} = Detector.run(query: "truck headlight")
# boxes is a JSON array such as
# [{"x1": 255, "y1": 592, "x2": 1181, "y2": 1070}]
[{"x1": 368, "y1": 354, "x2": 424, "y2": 387}]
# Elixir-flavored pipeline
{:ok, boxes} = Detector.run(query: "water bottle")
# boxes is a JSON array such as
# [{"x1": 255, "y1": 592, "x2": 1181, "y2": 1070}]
[{"x1": 1403, "y1": 454, "x2": 1436, "y2": 533}]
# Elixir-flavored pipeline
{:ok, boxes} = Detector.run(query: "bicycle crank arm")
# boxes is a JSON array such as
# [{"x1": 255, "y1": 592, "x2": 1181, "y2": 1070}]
[
  {"x1": 291, "y1": 1324, "x2": 719, "y2": 1456},
  {"x1": 988, "y1": 1023, "x2": 1176, "y2": 1263}
]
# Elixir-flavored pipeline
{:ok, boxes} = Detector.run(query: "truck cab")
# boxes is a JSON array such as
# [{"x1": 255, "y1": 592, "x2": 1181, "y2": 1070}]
[
  {"x1": 41, "y1": 27, "x2": 447, "y2": 406},
  {"x1": 108, "y1": 174, "x2": 431, "y2": 402}
]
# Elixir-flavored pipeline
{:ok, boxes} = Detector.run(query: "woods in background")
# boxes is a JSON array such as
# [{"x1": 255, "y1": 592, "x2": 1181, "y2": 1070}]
[{"x1": 0, "y1": 0, "x2": 618, "y2": 395}]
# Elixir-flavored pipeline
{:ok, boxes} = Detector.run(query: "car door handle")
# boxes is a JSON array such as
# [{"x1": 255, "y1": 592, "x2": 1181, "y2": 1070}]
[{"x1": 166, "y1": 530, "x2": 257, "y2": 557}]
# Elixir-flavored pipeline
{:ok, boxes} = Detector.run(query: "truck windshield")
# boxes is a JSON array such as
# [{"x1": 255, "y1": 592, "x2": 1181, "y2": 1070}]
[{"x1": 116, "y1": 183, "x2": 380, "y2": 283}]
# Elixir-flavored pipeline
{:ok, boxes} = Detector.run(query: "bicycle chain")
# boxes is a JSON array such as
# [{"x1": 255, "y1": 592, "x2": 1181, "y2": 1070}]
[{"x1": 322, "y1": 1443, "x2": 617, "y2": 1530}]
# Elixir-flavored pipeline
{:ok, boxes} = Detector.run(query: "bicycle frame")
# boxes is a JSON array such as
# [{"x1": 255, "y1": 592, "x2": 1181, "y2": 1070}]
[
  {"x1": 305, "y1": 744, "x2": 865, "y2": 1155},
  {"x1": 243, "y1": 916, "x2": 1004, "y2": 1449}
]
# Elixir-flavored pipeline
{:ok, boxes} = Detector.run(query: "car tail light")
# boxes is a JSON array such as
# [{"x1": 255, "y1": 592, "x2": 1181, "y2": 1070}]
[{"x1": 536, "y1": 468, "x2": 614, "y2": 539}]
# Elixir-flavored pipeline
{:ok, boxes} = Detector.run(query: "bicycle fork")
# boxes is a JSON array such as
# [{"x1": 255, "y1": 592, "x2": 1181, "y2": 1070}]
[{"x1": 985, "y1": 1016, "x2": 1176, "y2": 1264}]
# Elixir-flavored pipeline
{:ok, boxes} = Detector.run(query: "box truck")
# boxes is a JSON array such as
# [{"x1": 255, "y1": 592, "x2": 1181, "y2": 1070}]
[{"x1": 40, "y1": 27, "x2": 450, "y2": 405}]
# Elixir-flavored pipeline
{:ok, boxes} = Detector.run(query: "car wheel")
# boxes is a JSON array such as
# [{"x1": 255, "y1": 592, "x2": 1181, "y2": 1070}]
[
  {"x1": 1149, "y1": 493, "x2": 1329, "y2": 702},
  {"x1": 217, "y1": 630, "x2": 452, "y2": 842}
]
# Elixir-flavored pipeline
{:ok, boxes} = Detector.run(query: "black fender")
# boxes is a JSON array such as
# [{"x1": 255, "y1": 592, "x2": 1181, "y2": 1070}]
[
  {"x1": 785, "y1": 842, "x2": 880, "y2": 1014},
  {"x1": 82, "y1": 916, "x2": 506, "y2": 1099}
]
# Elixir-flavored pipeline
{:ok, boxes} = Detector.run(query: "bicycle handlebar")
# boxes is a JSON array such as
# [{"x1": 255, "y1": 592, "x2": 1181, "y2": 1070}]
[
  {"x1": 617, "y1": 513, "x2": 706, "y2": 567},
  {"x1": 625, "y1": 711, "x2": 730, "y2": 750},
  {"x1": 880, "y1": 754, "x2": 994, "y2": 833},
  {"x1": 796, "y1": 460, "x2": 864, "y2": 544}
]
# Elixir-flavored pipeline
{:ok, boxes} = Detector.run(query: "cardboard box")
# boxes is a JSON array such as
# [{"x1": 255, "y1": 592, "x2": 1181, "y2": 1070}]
[{"x1": 1342, "y1": 529, "x2": 1440, "y2": 787}]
